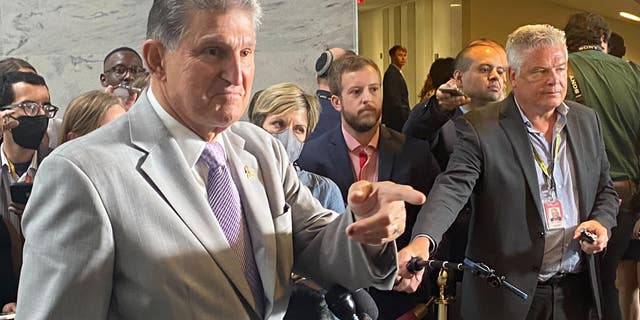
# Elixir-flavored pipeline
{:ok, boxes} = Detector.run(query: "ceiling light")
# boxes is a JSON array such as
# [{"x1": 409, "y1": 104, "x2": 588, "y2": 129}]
[
  {"x1": 619, "y1": 11, "x2": 640, "y2": 22},
  {"x1": 450, "y1": 3, "x2": 462, "y2": 7}
]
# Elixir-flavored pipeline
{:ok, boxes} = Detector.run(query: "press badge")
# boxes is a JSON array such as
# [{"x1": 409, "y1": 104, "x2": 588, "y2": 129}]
[{"x1": 543, "y1": 192, "x2": 565, "y2": 230}]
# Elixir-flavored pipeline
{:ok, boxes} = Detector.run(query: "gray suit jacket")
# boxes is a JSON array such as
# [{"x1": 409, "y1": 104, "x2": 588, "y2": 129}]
[
  {"x1": 16, "y1": 94, "x2": 397, "y2": 320},
  {"x1": 414, "y1": 94, "x2": 618, "y2": 320}
]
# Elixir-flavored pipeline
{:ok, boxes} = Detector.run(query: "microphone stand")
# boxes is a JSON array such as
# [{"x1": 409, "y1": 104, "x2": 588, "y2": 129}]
[
  {"x1": 462, "y1": 258, "x2": 528, "y2": 300},
  {"x1": 402, "y1": 258, "x2": 455, "y2": 320},
  {"x1": 434, "y1": 268, "x2": 453, "y2": 320},
  {"x1": 402, "y1": 257, "x2": 528, "y2": 320}
]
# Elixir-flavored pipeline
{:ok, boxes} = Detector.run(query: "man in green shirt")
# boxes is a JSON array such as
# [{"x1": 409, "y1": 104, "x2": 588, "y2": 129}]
[{"x1": 565, "y1": 12, "x2": 640, "y2": 320}]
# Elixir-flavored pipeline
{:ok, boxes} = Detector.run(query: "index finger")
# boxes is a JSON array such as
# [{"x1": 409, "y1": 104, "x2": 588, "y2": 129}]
[{"x1": 375, "y1": 182, "x2": 426, "y2": 205}]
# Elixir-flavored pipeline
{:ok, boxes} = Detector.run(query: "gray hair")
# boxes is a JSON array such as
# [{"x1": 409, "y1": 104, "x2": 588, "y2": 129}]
[
  {"x1": 146, "y1": 0, "x2": 262, "y2": 49},
  {"x1": 506, "y1": 24, "x2": 566, "y2": 74}
]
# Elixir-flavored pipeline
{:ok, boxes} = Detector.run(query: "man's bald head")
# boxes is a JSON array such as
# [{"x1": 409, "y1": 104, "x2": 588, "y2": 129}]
[{"x1": 316, "y1": 47, "x2": 356, "y2": 86}]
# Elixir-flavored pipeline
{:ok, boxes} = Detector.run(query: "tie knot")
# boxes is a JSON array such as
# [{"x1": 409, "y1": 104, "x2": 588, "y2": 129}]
[{"x1": 200, "y1": 142, "x2": 226, "y2": 169}]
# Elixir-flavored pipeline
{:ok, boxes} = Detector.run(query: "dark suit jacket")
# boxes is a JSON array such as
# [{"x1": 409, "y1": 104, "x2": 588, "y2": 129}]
[
  {"x1": 0, "y1": 218, "x2": 17, "y2": 307},
  {"x1": 298, "y1": 125, "x2": 440, "y2": 319},
  {"x1": 413, "y1": 94, "x2": 619, "y2": 320},
  {"x1": 308, "y1": 90, "x2": 340, "y2": 141},
  {"x1": 403, "y1": 96, "x2": 462, "y2": 170},
  {"x1": 382, "y1": 65, "x2": 410, "y2": 132},
  {"x1": 299, "y1": 126, "x2": 439, "y2": 247},
  {"x1": 403, "y1": 96, "x2": 472, "y2": 268}
]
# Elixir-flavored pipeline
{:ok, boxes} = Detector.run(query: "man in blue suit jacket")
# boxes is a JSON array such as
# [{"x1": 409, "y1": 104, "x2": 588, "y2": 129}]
[{"x1": 298, "y1": 54, "x2": 440, "y2": 320}]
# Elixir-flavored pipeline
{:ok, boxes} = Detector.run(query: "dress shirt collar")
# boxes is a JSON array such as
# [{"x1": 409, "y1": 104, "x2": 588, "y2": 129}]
[
  {"x1": 147, "y1": 89, "x2": 219, "y2": 168},
  {"x1": 341, "y1": 125, "x2": 380, "y2": 152},
  {"x1": 514, "y1": 97, "x2": 569, "y2": 129}
]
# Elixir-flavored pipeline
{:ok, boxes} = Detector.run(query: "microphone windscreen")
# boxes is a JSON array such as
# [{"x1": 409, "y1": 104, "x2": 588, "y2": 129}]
[
  {"x1": 325, "y1": 285, "x2": 357, "y2": 320},
  {"x1": 353, "y1": 288, "x2": 379, "y2": 320}
]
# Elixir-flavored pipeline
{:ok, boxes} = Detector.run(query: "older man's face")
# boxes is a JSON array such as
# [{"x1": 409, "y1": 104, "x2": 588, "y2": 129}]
[
  {"x1": 158, "y1": 8, "x2": 256, "y2": 140},
  {"x1": 510, "y1": 45, "x2": 567, "y2": 113}
]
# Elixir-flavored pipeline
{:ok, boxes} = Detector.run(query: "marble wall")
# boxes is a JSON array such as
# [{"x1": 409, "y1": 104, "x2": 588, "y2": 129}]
[{"x1": 0, "y1": 0, "x2": 356, "y2": 115}]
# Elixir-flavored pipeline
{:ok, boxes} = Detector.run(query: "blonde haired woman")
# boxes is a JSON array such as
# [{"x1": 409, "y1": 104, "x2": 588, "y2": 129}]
[
  {"x1": 60, "y1": 90, "x2": 125, "y2": 143},
  {"x1": 249, "y1": 82, "x2": 344, "y2": 214}
]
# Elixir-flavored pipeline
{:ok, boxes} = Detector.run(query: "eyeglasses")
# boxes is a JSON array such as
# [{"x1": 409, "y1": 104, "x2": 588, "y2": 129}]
[
  {"x1": 105, "y1": 64, "x2": 147, "y2": 78},
  {"x1": 1, "y1": 102, "x2": 59, "y2": 118}
]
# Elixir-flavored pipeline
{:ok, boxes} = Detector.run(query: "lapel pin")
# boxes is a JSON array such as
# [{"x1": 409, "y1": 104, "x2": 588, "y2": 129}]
[{"x1": 244, "y1": 166, "x2": 254, "y2": 180}]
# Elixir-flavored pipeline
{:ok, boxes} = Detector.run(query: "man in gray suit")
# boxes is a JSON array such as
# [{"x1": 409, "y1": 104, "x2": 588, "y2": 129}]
[
  {"x1": 15, "y1": 1, "x2": 425, "y2": 319},
  {"x1": 396, "y1": 24, "x2": 618, "y2": 320}
]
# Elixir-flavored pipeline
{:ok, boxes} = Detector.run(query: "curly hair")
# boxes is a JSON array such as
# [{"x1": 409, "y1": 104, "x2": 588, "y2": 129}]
[{"x1": 564, "y1": 12, "x2": 610, "y2": 53}]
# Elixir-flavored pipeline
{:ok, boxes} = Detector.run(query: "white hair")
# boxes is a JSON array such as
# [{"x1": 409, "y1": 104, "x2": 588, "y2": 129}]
[{"x1": 506, "y1": 24, "x2": 566, "y2": 75}]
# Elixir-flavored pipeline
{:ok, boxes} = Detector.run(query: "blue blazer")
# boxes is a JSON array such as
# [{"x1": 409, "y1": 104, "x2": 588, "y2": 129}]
[{"x1": 298, "y1": 125, "x2": 440, "y2": 249}]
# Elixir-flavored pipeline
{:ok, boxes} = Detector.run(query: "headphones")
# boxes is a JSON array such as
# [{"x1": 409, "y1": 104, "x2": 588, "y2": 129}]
[{"x1": 315, "y1": 50, "x2": 333, "y2": 77}]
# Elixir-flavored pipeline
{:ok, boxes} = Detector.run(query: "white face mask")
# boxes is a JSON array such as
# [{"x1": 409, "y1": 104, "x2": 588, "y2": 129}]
[{"x1": 270, "y1": 129, "x2": 304, "y2": 163}]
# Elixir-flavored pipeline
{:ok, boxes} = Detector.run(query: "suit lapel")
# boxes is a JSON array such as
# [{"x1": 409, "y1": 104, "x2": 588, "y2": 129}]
[
  {"x1": 564, "y1": 108, "x2": 589, "y2": 221},
  {"x1": 330, "y1": 129, "x2": 356, "y2": 201},
  {"x1": 129, "y1": 97, "x2": 259, "y2": 315},
  {"x1": 378, "y1": 127, "x2": 398, "y2": 181},
  {"x1": 499, "y1": 95, "x2": 544, "y2": 217},
  {"x1": 222, "y1": 129, "x2": 277, "y2": 313}
]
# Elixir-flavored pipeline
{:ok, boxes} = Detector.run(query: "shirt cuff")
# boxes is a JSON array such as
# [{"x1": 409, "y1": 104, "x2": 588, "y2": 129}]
[{"x1": 413, "y1": 234, "x2": 437, "y2": 254}]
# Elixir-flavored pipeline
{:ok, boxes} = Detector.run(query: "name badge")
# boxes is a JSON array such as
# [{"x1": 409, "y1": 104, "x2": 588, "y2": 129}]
[{"x1": 544, "y1": 200, "x2": 564, "y2": 230}]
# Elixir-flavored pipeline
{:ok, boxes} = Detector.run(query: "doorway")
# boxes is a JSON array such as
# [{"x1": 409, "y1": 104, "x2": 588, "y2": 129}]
[{"x1": 357, "y1": 0, "x2": 463, "y2": 107}]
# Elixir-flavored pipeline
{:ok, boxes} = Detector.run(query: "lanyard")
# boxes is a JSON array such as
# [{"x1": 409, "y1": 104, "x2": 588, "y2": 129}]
[
  {"x1": 7, "y1": 159, "x2": 19, "y2": 181},
  {"x1": 532, "y1": 133, "x2": 561, "y2": 190},
  {"x1": 6, "y1": 159, "x2": 32, "y2": 183}
]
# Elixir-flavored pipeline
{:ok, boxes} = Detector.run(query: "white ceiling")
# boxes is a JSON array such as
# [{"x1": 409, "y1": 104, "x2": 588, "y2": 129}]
[
  {"x1": 544, "y1": 0, "x2": 640, "y2": 22},
  {"x1": 357, "y1": 0, "x2": 640, "y2": 23}
]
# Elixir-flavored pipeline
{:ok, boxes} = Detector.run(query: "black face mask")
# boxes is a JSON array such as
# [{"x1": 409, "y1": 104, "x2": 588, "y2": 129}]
[{"x1": 11, "y1": 115, "x2": 49, "y2": 150}]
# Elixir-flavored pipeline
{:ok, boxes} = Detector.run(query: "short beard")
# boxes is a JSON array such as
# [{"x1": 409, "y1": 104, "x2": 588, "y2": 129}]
[{"x1": 343, "y1": 109, "x2": 380, "y2": 133}]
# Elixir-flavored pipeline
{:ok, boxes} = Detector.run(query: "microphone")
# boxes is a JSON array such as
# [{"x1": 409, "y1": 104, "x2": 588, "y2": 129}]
[
  {"x1": 326, "y1": 285, "x2": 378, "y2": 320},
  {"x1": 406, "y1": 257, "x2": 469, "y2": 273},
  {"x1": 353, "y1": 288, "x2": 378, "y2": 320},
  {"x1": 325, "y1": 285, "x2": 358, "y2": 320},
  {"x1": 395, "y1": 303, "x2": 429, "y2": 320}
]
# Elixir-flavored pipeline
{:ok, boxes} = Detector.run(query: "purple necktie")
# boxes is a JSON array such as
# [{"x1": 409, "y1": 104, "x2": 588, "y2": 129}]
[{"x1": 200, "y1": 142, "x2": 264, "y2": 315}]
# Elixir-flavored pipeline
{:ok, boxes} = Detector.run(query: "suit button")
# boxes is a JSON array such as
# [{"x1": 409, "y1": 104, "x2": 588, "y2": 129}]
[{"x1": 538, "y1": 231, "x2": 545, "y2": 238}]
